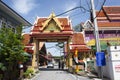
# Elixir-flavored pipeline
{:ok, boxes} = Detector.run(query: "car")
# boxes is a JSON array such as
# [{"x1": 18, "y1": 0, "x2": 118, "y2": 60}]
[{"x1": 47, "y1": 63, "x2": 54, "y2": 68}]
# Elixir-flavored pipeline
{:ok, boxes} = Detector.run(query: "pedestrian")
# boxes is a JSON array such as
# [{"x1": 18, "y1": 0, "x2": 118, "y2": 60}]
[
  {"x1": 61, "y1": 61, "x2": 64, "y2": 69},
  {"x1": 58, "y1": 61, "x2": 61, "y2": 69}
]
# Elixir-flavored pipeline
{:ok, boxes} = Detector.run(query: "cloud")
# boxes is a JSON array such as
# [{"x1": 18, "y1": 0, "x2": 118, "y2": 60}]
[
  {"x1": 11, "y1": 0, "x2": 37, "y2": 14},
  {"x1": 64, "y1": 1, "x2": 78, "y2": 15},
  {"x1": 65, "y1": 3, "x2": 77, "y2": 11}
]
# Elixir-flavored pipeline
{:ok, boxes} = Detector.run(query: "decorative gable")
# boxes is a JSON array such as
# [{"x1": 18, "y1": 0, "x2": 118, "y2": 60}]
[{"x1": 41, "y1": 12, "x2": 63, "y2": 32}]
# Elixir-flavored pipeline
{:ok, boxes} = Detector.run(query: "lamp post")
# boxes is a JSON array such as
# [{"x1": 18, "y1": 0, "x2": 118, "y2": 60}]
[{"x1": 90, "y1": 0, "x2": 103, "y2": 79}]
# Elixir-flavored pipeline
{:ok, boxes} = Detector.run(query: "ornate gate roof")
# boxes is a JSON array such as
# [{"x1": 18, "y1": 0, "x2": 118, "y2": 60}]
[{"x1": 30, "y1": 12, "x2": 73, "y2": 42}]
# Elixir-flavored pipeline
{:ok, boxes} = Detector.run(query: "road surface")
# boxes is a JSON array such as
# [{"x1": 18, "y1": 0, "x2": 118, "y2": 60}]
[{"x1": 31, "y1": 68, "x2": 92, "y2": 80}]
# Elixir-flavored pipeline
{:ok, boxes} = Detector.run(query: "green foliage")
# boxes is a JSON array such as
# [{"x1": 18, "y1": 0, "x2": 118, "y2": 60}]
[
  {"x1": 0, "y1": 28, "x2": 25, "y2": 63},
  {"x1": 23, "y1": 68, "x2": 34, "y2": 78},
  {"x1": 73, "y1": 24, "x2": 83, "y2": 32},
  {"x1": 0, "y1": 27, "x2": 26, "y2": 79},
  {"x1": 56, "y1": 42, "x2": 64, "y2": 48},
  {"x1": 0, "y1": 63, "x2": 6, "y2": 71}
]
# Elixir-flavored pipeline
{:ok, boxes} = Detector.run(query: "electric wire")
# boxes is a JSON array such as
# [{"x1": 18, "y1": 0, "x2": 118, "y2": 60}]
[
  {"x1": 69, "y1": 12, "x2": 83, "y2": 18},
  {"x1": 56, "y1": 6, "x2": 90, "y2": 17},
  {"x1": 93, "y1": 0, "x2": 106, "y2": 20},
  {"x1": 35, "y1": 6, "x2": 90, "y2": 28},
  {"x1": 79, "y1": 0, "x2": 86, "y2": 13},
  {"x1": 23, "y1": 6, "x2": 90, "y2": 29},
  {"x1": 23, "y1": 0, "x2": 106, "y2": 31},
  {"x1": 85, "y1": 0, "x2": 91, "y2": 10}
]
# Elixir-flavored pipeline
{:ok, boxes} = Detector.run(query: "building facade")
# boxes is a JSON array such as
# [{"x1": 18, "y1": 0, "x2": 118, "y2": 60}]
[
  {"x1": 84, "y1": 6, "x2": 120, "y2": 51},
  {"x1": 0, "y1": 1, "x2": 31, "y2": 32}
]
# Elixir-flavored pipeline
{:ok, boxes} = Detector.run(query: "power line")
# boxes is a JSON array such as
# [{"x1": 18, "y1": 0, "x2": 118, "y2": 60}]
[
  {"x1": 24, "y1": 0, "x2": 106, "y2": 30},
  {"x1": 85, "y1": 0, "x2": 91, "y2": 10},
  {"x1": 93, "y1": 0, "x2": 106, "y2": 19},
  {"x1": 24, "y1": 6, "x2": 90, "y2": 30},
  {"x1": 40, "y1": 6, "x2": 90, "y2": 23},
  {"x1": 56, "y1": 6, "x2": 90, "y2": 17},
  {"x1": 69, "y1": 12, "x2": 83, "y2": 18},
  {"x1": 90, "y1": 0, "x2": 106, "y2": 22}
]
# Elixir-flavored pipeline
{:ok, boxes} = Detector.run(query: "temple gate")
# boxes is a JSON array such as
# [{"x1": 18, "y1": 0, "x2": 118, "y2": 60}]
[{"x1": 30, "y1": 12, "x2": 73, "y2": 70}]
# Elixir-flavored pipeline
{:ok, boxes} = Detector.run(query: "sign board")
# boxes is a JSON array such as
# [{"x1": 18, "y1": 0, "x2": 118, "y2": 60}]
[
  {"x1": 111, "y1": 62, "x2": 120, "y2": 80},
  {"x1": 115, "y1": 64, "x2": 120, "y2": 72}
]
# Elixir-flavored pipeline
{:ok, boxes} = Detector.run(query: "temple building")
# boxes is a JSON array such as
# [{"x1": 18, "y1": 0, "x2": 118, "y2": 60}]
[
  {"x1": 69, "y1": 32, "x2": 91, "y2": 72},
  {"x1": 22, "y1": 33, "x2": 48, "y2": 66},
  {"x1": 84, "y1": 6, "x2": 120, "y2": 51}
]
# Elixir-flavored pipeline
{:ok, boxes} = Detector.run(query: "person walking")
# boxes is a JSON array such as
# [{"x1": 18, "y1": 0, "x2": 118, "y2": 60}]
[
  {"x1": 61, "y1": 61, "x2": 64, "y2": 70},
  {"x1": 58, "y1": 61, "x2": 61, "y2": 69}
]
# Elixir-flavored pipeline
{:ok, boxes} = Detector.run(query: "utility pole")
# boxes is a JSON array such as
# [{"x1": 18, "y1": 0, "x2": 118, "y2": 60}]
[{"x1": 90, "y1": 0, "x2": 103, "y2": 79}]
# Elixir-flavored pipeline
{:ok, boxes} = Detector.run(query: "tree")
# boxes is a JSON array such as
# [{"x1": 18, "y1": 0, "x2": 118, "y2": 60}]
[
  {"x1": 56, "y1": 42, "x2": 64, "y2": 58},
  {"x1": 56, "y1": 42, "x2": 64, "y2": 48},
  {"x1": 73, "y1": 24, "x2": 83, "y2": 32},
  {"x1": 0, "y1": 27, "x2": 25, "y2": 80}
]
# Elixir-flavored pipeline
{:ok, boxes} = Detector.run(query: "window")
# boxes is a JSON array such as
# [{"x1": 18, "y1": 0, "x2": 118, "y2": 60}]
[
  {"x1": 12, "y1": 27, "x2": 16, "y2": 33},
  {"x1": 0, "y1": 19, "x2": 2, "y2": 28},
  {"x1": 2, "y1": 22, "x2": 6, "y2": 28}
]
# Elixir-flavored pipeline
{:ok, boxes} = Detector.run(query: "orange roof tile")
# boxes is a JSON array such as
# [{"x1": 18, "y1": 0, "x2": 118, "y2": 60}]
[
  {"x1": 70, "y1": 33, "x2": 90, "y2": 52},
  {"x1": 30, "y1": 13, "x2": 73, "y2": 42},
  {"x1": 32, "y1": 17, "x2": 72, "y2": 32},
  {"x1": 70, "y1": 46, "x2": 90, "y2": 52},
  {"x1": 95, "y1": 6, "x2": 120, "y2": 28},
  {"x1": 36, "y1": 18, "x2": 69, "y2": 26},
  {"x1": 22, "y1": 33, "x2": 46, "y2": 54},
  {"x1": 96, "y1": 6, "x2": 120, "y2": 17},
  {"x1": 22, "y1": 33, "x2": 31, "y2": 45},
  {"x1": 71, "y1": 33, "x2": 85, "y2": 45},
  {"x1": 98, "y1": 22, "x2": 120, "y2": 27},
  {"x1": 103, "y1": 6, "x2": 120, "y2": 14}
]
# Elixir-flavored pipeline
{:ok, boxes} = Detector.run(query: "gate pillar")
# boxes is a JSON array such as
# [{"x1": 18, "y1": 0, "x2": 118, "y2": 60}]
[{"x1": 32, "y1": 39, "x2": 39, "y2": 71}]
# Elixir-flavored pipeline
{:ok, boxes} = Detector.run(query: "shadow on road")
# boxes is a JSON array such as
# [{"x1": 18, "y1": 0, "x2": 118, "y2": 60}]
[{"x1": 39, "y1": 68, "x2": 67, "y2": 71}]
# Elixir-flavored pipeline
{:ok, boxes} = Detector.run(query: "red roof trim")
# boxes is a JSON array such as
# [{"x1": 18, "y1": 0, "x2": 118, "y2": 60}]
[
  {"x1": 70, "y1": 49, "x2": 90, "y2": 52},
  {"x1": 70, "y1": 44, "x2": 86, "y2": 45}
]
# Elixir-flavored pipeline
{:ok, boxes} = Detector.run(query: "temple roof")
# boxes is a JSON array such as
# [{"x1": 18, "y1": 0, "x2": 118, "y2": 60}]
[
  {"x1": 30, "y1": 12, "x2": 73, "y2": 42},
  {"x1": 22, "y1": 33, "x2": 31, "y2": 45},
  {"x1": 96, "y1": 6, "x2": 120, "y2": 27},
  {"x1": 71, "y1": 32, "x2": 85, "y2": 45},
  {"x1": 22, "y1": 33, "x2": 45, "y2": 53},
  {"x1": 70, "y1": 33, "x2": 90, "y2": 52}
]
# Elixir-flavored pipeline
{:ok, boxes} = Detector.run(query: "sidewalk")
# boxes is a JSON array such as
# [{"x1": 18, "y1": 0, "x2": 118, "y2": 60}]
[
  {"x1": 92, "y1": 78, "x2": 110, "y2": 80},
  {"x1": 77, "y1": 71, "x2": 110, "y2": 80}
]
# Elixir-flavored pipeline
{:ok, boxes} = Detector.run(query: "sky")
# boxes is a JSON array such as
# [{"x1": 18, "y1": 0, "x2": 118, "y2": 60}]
[{"x1": 2, "y1": 0, "x2": 120, "y2": 56}]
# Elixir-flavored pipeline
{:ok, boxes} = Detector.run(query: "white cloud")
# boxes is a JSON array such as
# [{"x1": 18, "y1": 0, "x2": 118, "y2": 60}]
[
  {"x1": 65, "y1": 3, "x2": 77, "y2": 11},
  {"x1": 11, "y1": 0, "x2": 37, "y2": 14},
  {"x1": 64, "y1": 1, "x2": 78, "y2": 15}
]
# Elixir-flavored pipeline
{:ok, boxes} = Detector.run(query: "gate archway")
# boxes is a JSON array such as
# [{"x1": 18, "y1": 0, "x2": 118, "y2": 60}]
[{"x1": 30, "y1": 12, "x2": 73, "y2": 70}]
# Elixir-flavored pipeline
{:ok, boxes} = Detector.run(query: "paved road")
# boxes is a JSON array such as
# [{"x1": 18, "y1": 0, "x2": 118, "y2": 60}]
[{"x1": 31, "y1": 68, "x2": 93, "y2": 80}]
